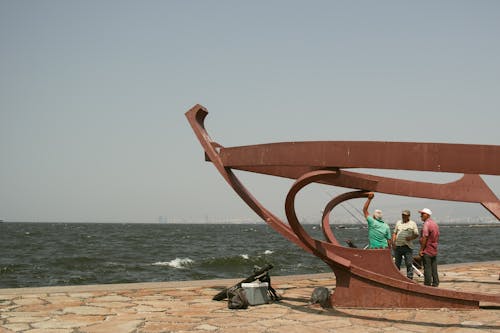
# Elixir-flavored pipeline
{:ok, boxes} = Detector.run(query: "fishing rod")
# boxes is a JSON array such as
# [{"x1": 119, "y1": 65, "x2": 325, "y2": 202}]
[
  {"x1": 322, "y1": 189, "x2": 368, "y2": 249},
  {"x1": 344, "y1": 198, "x2": 365, "y2": 218},
  {"x1": 212, "y1": 264, "x2": 274, "y2": 301},
  {"x1": 323, "y1": 189, "x2": 365, "y2": 225}
]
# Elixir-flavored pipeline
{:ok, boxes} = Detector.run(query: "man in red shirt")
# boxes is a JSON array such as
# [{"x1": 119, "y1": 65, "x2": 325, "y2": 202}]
[{"x1": 418, "y1": 208, "x2": 440, "y2": 287}]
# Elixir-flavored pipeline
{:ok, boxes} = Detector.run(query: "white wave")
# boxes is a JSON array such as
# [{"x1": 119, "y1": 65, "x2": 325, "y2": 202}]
[
  {"x1": 152, "y1": 258, "x2": 194, "y2": 269},
  {"x1": 240, "y1": 254, "x2": 249, "y2": 260},
  {"x1": 263, "y1": 250, "x2": 274, "y2": 255}
]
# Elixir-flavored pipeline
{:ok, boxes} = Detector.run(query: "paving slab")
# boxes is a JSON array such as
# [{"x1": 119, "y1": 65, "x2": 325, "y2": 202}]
[{"x1": 0, "y1": 262, "x2": 498, "y2": 333}]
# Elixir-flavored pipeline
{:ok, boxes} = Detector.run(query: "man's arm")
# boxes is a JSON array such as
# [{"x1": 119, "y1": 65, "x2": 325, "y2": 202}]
[
  {"x1": 363, "y1": 192, "x2": 374, "y2": 218},
  {"x1": 419, "y1": 236, "x2": 428, "y2": 256},
  {"x1": 419, "y1": 223, "x2": 428, "y2": 256},
  {"x1": 387, "y1": 228, "x2": 393, "y2": 249},
  {"x1": 391, "y1": 223, "x2": 399, "y2": 245}
]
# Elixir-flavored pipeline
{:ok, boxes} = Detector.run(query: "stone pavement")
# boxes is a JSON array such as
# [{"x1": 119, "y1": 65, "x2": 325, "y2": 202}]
[{"x1": 0, "y1": 261, "x2": 499, "y2": 333}]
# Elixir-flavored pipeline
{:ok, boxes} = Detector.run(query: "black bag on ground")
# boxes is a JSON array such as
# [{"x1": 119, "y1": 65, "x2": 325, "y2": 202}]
[
  {"x1": 227, "y1": 287, "x2": 249, "y2": 309},
  {"x1": 309, "y1": 286, "x2": 331, "y2": 308}
]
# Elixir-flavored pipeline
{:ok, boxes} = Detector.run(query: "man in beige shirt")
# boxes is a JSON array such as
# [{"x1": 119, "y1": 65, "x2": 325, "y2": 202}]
[{"x1": 392, "y1": 210, "x2": 419, "y2": 279}]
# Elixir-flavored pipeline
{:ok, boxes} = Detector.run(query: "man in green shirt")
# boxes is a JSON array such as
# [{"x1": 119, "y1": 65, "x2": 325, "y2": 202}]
[{"x1": 363, "y1": 192, "x2": 392, "y2": 249}]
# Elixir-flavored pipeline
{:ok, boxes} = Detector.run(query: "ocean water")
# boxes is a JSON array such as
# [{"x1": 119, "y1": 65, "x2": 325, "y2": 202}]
[{"x1": 0, "y1": 222, "x2": 498, "y2": 289}]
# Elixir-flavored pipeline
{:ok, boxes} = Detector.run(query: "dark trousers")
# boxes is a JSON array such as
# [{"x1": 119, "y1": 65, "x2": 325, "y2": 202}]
[
  {"x1": 422, "y1": 254, "x2": 439, "y2": 287},
  {"x1": 394, "y1": 245, "x2": 414, "y2": 279}
]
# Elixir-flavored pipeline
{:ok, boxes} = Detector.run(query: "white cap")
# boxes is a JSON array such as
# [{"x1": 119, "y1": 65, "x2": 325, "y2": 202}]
[
  {"x1": 419, "y1": 208, "x2": 432, "y2": 215},
  {"x1": 373, "y1": 209, "x2": 383, "y2": 219}
]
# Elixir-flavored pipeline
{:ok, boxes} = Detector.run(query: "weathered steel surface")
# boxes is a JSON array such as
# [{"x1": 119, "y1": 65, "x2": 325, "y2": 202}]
[
  {"x1": 186, "y1": 104, "x2": 500, "y2": 308},
  {"x1": 220, "y1": 141, "x2": 500, "y2": 175}
]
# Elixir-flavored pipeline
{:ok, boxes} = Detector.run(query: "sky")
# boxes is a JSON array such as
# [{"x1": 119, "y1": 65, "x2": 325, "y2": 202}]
[{"x1": 1, "y1": 1, "x2": 499, "y2": 223}]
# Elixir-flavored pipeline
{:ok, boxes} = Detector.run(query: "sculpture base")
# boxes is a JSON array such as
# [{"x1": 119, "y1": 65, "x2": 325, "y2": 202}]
[{"x1": 331, "y1": 269, "x2": 478, "y2": 309}]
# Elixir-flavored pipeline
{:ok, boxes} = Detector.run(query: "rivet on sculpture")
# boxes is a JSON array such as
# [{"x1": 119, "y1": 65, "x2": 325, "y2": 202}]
[{"x1": 186, "y1": 104, "x2": 500, "y2": 309}]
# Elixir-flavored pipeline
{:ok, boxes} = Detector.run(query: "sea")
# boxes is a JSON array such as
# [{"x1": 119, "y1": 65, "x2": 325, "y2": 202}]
[{"x1": 0, "y1": 222, "x2": 499, "y2": 289}]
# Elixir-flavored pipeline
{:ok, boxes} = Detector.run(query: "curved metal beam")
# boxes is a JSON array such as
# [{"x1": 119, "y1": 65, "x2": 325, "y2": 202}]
[{"x1": 220, "y1": 141, "x2": 500, "y2": 175}]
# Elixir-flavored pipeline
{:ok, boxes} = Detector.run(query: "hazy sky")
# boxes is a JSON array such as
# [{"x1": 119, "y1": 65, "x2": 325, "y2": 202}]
[{"x1": 1, "y1": 1, "x2": 499, "y2": 223}]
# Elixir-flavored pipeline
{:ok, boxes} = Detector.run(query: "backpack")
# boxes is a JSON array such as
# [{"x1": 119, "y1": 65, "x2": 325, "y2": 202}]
[
  {"x1": 227, "y1": 286, "x2": 249, "y2": 309},
  {"x1": 309, "y1": 287, "x2": 331, "y2": 308}
]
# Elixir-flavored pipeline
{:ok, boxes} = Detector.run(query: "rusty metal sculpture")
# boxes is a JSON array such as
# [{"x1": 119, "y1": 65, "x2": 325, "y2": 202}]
[{"x1": 186, "y1": 104, "x2": 500, "y2": 308}]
